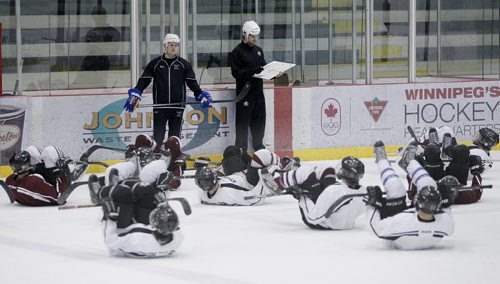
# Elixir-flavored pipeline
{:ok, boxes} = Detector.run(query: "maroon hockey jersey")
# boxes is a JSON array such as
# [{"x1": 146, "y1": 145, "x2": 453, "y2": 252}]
[{"x1": 5, "y1": 173, "x2": 68, "y2": 206}]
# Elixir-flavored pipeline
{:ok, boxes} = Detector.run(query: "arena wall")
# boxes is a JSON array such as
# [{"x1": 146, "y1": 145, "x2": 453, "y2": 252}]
[{"x1": 1, "y1": 80, "x2": 499, "y2": 177}]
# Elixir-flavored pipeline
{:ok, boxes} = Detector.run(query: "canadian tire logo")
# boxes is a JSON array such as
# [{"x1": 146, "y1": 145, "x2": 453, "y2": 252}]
[
  {"x1": 364, "y1": 97, "x2": 387, "y2": 122},
  {"x1": 321, "y1": 98, "x2": 341, "y2": 136}
]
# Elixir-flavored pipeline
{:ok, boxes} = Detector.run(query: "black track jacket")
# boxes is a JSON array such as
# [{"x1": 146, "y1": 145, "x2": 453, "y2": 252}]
[{"x1": 134, "y1": 54, "x2": 202, "y2": 108}]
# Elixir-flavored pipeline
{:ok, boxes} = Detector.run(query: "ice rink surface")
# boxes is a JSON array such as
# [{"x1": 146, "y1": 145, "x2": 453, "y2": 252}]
[{"x1": 1, "y1": 153, "x2": 500, "y2": 284}]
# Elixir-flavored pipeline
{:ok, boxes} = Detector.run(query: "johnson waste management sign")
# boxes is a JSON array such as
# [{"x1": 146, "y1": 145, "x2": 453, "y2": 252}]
[
  {"x1": 36, "y1": 91, "x2": 236, "y2": 160},
  {"x1": 309, "y1": 81, "x2": 500, "y2": 148}
]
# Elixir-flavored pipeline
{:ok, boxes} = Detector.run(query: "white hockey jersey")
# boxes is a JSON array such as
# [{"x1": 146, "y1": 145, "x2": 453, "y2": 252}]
[
  {"x1": 298, "y1": 183, "x2": 367, "y2": 230},
  {"x1": 366, "y1": 207, "x2": 454, "y2": 250},
  {"x1": 200, "y1": 171, "x2": 271, "y2": 206},
  {"x1": 104, "y1": 161, "x2": 137, "y2": 185},
  {"x1": 139, "y1": 159, "x2": 168, "y2": 184},
  {"x1": 103, "y1": 220, "x2": 183, "y2": 258}
]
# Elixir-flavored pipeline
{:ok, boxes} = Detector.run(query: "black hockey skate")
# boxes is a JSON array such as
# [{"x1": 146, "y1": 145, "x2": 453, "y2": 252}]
[
  {"x1": 398, "y1": 141, "x2": 418, "y2": 171},
  {"x1": 88, "y1": 174, "x2": 102, "y2": 205},
  {"x1": 428, "y1": 127, "x2": 440, "y2": 145},
  {"x1": 441, "y1": 133, "x2": 453, "y2": 159},
  {"x1": 281, "y1": 156, "x2": 301, "y2": 171},
  {"x1": 374, "y1": 140, "x2": 387, "y2": 163}
]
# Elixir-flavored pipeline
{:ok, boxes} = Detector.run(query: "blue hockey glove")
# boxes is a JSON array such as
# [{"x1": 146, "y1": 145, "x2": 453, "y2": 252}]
[
  {"x1": 124, "y1": 88, "x2": 143, "y2": 112},
  {"x1": 196, "y1": 91, "x2": 213, "y2": 109}
]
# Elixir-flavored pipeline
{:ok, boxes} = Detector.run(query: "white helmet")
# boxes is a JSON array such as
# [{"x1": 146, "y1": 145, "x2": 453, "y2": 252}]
[
  {"x1": 163, "y1": 33, "x2": 180, "y2": 45},
  {"x1": 242, "y1": 20, "x2": 260, "y2": 38}
]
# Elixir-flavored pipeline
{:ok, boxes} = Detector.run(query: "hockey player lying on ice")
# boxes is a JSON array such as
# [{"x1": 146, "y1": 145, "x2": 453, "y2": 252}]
[
  {"x1": 406, "y1": 126, "x2": 498, "y2": 204},
  {"x1": 2, "y1": 146, "x2": 71, "y2": 206},
  {"x1": 366, "y1": 140, "x2": 456, "y2": 250},
  {"x1": 195, "y1": 146, "x2": 281, "y2": 206},
  {"x1": 272, "y1": 157, "x2": 368, "y2": 230},
  {"x1": 90, "y1": 167, "x2": 188, "y2": 257}
]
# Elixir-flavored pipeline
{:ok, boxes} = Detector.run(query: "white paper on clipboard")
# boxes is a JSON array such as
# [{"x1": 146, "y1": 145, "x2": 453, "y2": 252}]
[{"x1": 253, "y1": 61, "x2": 296, "y2": 80}]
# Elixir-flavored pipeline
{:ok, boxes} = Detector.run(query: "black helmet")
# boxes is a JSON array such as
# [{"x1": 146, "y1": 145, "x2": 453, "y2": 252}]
[
  {"x1": 414, "y1": 185, "x2": 442, "y2": 214},
  {"x1": 136, "y1": 146, "x2": 154, "y2": 167},
  {"x1": 337, "y1": 156, "x2": 365, "y2": 186},
  {"x1": 473, "y1": 128, "x2": 499, "y2": 151},
  {"x1": 9, "y1": 151, "x2": 32, "y2": 173},
  {"x1": 149, "y1": 202, "x2": 179, "y2": 241},
  {"x1": 194, "y1": 166, "x2": 219, "y2": 191},
  {"x1": 437, "y1": 175, "x2": 459, "y2": 206}
]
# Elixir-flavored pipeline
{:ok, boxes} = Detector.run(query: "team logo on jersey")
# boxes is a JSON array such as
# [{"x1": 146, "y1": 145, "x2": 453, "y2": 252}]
[
  {"x1": 364, "y1": 97, "x2": 387, "y2": 122},
  {"x1": 320, "y1": 98, "x2": 341, "y2": 136},
  {"x1": 257, "y1": 51, "x2": 261, "y2": 56}
]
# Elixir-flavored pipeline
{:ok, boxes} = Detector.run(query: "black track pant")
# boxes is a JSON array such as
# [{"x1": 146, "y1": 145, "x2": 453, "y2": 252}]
[
  {"x1": 153, "y1": 108, "x2": 184, "y2": 145},
  {"x1": 235, "y1": 92, "x2": 266, "y2": 150}
]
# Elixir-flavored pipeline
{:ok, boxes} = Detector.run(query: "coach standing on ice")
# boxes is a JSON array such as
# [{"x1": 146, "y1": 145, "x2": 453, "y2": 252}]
[
  {"x1": 124, "y1": 33, "x2": 213, "y2": 146},
  {"x1": 230, "y1": 20, "x2": 267, "y2": 151}
]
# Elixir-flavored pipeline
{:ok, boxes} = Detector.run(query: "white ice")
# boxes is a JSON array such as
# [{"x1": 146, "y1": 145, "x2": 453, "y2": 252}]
[{"x1": 1, "y1": 154, "x2": 499, "y2": 284}]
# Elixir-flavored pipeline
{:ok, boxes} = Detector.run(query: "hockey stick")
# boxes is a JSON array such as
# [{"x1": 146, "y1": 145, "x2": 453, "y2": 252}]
[
  {"x1": 140, "y1": 81, "x2": 251, "y2": 109},
  {"x1": 244, "y1": 181, "x2": 342, "y2": 200},
  {"x1": 59, "y1": 197, "x2": 193, "y2": 212},
  {"x1": 0, "y1": 180, "x2": 15, "y2": 203},
  {"x1": 324, "y1": 193, "x2": 367, "y2": 218},
  {"x1": 58, "y1": 203, "x2": 100, "y2": 210},
  {"x1": 185, "y1": 156, "x2": 220, "y2": 166},
  {"x1": 458, "y1": 184, "x2": 493, "y2": 191},
  {"x1": 243, "y1": 191, "x2": 287, "y2": 200},
  {"x1": 57, "y1": 181, "x2": 89, "y2": 205},
  {"x1": 71, "y1": 160, "x2": 109, "y2": 182},
  {"x1": 166, "y1": 197, "x2": 192, "y2": 215},
  {"x1": 79, "y1": 145, "x2": 126, "y2": 162},
  {"x1": 407, "y1": 125, "x2": 425, "y2": 146}
]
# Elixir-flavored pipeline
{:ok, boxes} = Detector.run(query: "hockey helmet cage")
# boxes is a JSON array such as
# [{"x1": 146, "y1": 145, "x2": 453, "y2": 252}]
[
  {"x1": 242, "y1": 20, "x2": 260, "y2": 38},
  {"x1": 163, "y1": 33, "x2": 180, "y2": 45},
  {"x1": 438, "y1": 175, "x2": 460, "y2": 190},
  {"x1": 473, "y1": 128, "x2": 499, "y2": 151},
  {"x1": 149, "y1": 202, "x2": 179, "y2": 236},
  {"x1": 336, "y1": 156, "x2": 365, "y2": 185},
  {"x1": 9, "y1": 151, "x2": 32, "y2": 173},
  {"x1": 195, "y1": 166, "x2": 219, "y2": 191},
  {"x1": 136, "y1": 146, "x2": 154, "y2": 167},
  {"x1": 414, "y1": 185, "x2": 442, "y2": 214},
  {"x1": 124, "y1": 145, "x2": 136, "y2": 161}
]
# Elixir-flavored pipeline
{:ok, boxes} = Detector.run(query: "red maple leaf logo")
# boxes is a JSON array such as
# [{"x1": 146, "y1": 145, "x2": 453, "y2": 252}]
[{"x1": 324, "y1": 104, "x2": 338, "y2": 119}]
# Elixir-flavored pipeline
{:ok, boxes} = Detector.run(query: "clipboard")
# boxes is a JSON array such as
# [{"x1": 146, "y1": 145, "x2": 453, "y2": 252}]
[{"x1": 253, "y1": 61, "x2": 296, "y2": 80}]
